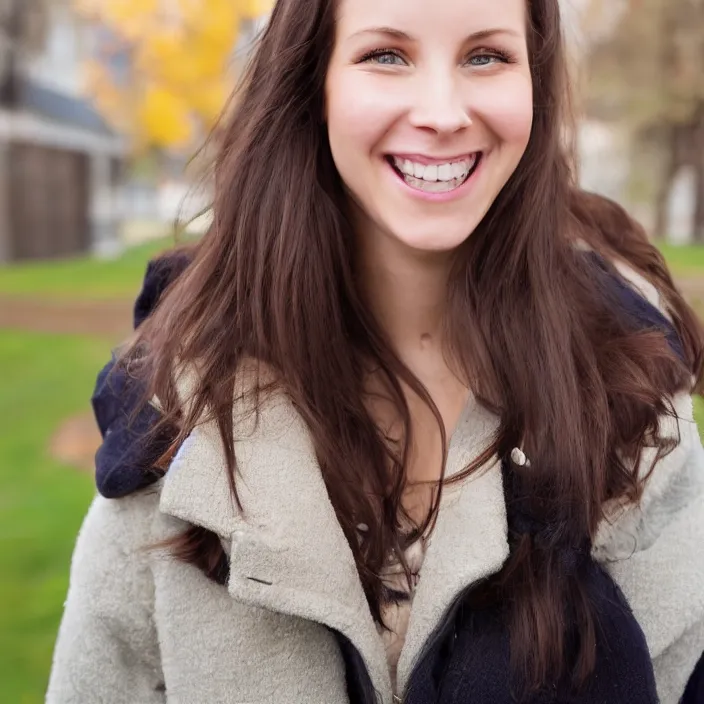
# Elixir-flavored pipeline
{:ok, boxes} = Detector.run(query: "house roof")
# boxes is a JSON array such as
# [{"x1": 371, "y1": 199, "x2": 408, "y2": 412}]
[{"x1": 21, "y1": 79, "x2": 114, "y2": 136}]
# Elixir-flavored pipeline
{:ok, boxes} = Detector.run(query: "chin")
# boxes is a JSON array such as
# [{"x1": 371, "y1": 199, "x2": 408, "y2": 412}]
[
  {"x1": 384, "y1": 219, "x2": 478, "y2": 255},
  {"x1": 393, "y1": 233, "x2": 468, "y2": 255}
]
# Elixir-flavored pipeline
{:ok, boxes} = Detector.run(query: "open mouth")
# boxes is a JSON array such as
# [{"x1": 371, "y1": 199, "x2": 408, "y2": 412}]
[{"x1": 386, "y1": 153, "x2": 482, "y2": 194}]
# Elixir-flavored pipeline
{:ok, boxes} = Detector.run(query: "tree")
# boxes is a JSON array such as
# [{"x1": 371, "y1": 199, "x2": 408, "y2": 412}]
[
  {"x1": 584, "y1": 0, "x2": 704, "y2": 241},
  {"x1": 74, "y1": 0, "x2": 273, "y2": 152}
]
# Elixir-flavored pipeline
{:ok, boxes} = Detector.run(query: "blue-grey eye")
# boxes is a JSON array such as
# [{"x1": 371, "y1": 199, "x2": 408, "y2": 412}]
[
  {"x1": 363, "y1": 51, "x2": 405, "y2": 66},
  {"x1": 468, "y1": 53, "x2": 507, "y2": 67}
]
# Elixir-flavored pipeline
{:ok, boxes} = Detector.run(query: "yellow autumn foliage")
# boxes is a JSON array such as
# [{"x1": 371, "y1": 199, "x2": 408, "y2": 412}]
[
  {"x1": 76, "y1": 0, "x2": 273, "y2": 151},
  {"x1": 141, "y1": 85, "x2": 193, "y2": 148}
]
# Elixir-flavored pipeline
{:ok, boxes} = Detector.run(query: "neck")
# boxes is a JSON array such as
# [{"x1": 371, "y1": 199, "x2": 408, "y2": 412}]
[{"x1": 356, "y1": 231, "x2": 452, "y2": 358}]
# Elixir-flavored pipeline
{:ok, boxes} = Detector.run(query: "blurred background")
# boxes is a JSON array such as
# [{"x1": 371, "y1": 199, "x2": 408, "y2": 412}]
[{"x1": 0, "y1": 1, "x2": 702, "y2": 701}]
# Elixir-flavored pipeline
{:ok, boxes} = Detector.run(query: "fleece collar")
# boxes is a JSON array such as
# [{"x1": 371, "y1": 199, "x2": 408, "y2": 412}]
[
  {"x1": 159, "y1": 385, "x2": 509, "y2": 701},
  {"x1": 159, "y1": 369, "x2": 703, "y2": 698}
]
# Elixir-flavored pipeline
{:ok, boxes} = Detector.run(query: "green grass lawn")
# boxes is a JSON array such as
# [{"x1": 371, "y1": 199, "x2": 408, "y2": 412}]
[
  {"x1": 0, "y1": 238, "x2": 702, "y2": 702},
  {"x1": 0, "y1": 234, "x2": 700, "y2": 299},
  {"x1": 0, "y1": 331, "x2": 702, "y2": 704},
  {"x1": 0, "y1": 238, "x2": 179, "y2": 299},
  {"x1": 657, "y1": 242, "x2": 704, "y2": 278},
  {"x1": 0, "y1": 331, "x2": 110, "y2": 704}
]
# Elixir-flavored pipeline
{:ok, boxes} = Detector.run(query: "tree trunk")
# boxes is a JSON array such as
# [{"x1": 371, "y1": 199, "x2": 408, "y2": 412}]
[
  {"x1": 0, "y1": 0, "x2": 23, "y2": 108},
  {"x1": 653, "y1": 127, "x2": 680, "y2": 241},
  {"x1": 691, "y1": 106, "x2": 704, "y2": 243}
]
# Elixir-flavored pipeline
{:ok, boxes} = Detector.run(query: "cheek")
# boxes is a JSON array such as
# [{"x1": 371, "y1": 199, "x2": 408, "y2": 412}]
[
  {"x1": 326, "y1": 73, "x2": 402, "y2": 160},
  {"x1": 470, "y1": 78, "x2": 533, "y2": 147}
]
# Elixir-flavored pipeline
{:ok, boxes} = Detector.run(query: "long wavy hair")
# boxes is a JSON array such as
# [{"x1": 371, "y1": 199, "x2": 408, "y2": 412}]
[{"x1": 127, "y1": 0, "x2": 703, "y2": 693}]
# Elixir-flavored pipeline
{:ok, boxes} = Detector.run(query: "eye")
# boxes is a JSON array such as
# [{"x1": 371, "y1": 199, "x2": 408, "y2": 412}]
[
  {"x1": 359, "y1": 49, "x2": 407, "y2": 66},
  {"x1": 466, "y1": 50, "x2": 512, "y2": 68}
]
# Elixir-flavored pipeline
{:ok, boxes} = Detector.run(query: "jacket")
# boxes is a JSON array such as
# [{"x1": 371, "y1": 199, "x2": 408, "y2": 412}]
[{"x1": 46, "y1": 254, "x2": 704, "y2": 704}]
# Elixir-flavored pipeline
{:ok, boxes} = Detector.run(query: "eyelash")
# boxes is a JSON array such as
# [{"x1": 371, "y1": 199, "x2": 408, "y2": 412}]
[{"x1": 358, "y1": 47, "x2": 515, "y2": 67}]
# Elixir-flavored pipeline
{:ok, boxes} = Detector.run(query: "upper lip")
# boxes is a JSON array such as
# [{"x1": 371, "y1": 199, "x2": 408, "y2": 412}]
[{"x1": 387, "y1": 152, "x2": 481, "y2": 165}]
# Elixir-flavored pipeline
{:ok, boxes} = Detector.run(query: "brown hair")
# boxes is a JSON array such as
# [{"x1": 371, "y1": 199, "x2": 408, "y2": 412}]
[
  {"x1": 569, "y1": 188, "x2": 703, "y2": 384},
  {"x1": 127, "y1": 0, "x2": 703, "y2": 694}
]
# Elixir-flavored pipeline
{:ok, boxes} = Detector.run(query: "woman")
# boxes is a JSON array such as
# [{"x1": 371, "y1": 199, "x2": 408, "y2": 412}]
[{"x1": 48, "y1": 0, "x2": 704, "y2": 702}]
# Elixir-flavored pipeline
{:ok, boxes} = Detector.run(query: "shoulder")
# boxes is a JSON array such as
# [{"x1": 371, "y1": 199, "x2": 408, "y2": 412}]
[
  {"x1": 587, "y1": 252, "x2": 703, "y2": 555},
  {"x1": 48, "y1": 488, "x2": 166, "y2": 700},
  {"x1": 76, "y1": 487, "x2": 163, "y2": 562},
  {"x1": 61, "y1": 487, "x2": 166, "y2": 646}
]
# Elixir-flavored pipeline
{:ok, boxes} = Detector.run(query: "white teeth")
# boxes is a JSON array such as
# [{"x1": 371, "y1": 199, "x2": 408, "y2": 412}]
[
  {"x1": 424, "y1": 164, "x2": 438, "y2": 182},
  {"x1": 392, "y1": 155, "x2": 477, "y2": 186}
]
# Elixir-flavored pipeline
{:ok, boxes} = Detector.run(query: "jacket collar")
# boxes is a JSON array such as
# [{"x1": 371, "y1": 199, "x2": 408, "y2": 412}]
[
  {"x1": 159, "y1": 386, "x2": 509, "y2": 702},
  {"x1": 396, "y1": 397, "x2": 509, "y2": 694}
]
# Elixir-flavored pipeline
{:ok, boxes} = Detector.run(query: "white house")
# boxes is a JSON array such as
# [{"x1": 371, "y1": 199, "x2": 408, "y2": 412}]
[{"x1": 0, "y1": 0, "x2": 126, "y2": 263}]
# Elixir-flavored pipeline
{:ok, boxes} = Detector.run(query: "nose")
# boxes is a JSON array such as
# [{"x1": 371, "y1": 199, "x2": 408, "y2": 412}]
[{"x1": 408, "y1": 71, "x2": 472, "y2": 135}]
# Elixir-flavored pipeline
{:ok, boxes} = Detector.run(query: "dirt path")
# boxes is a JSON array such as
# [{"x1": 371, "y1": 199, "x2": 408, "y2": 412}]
[
  {"x1": 0, "y1": 296, "x2": 133, "y2": 473},
  {"x1": 679, "y1": 276, "x2": 704, "y2": 299},
  {"x1": 1, "y1": 277, "x2": 701, "y2": 340},
  {"x1": 0, "y1": 295, "x2": 133, "y2": 341},
  {"x1": 49, "y1": 412, "x2": 101, "y2": 473},
  {"x1": 2, "y1": 277, "x2": 701, "y2": 475}
]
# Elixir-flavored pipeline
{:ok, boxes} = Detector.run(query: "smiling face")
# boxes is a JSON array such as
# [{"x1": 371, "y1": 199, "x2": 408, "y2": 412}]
[{"x1": 325, "y1": 0, "x2": 533, "y2": 256}]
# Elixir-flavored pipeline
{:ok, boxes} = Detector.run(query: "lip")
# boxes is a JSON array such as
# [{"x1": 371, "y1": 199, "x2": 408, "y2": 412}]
[
  {"x1": 388, "y1": 152, "x2": 479, "y2": 165},
  {"x1": 385, "y1": 152, "x2": 484, "y2": 203}
]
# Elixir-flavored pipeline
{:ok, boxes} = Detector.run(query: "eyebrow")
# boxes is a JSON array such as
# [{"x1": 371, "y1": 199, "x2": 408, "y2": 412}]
[{"x1": 349, "y1": 26, "x2": 523, "y2": 42}]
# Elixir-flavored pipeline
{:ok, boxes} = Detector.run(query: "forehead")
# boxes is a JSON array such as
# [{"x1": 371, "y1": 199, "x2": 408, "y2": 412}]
[{"x1": 335, "y1": 0, "x2": 527, "y2": 41}]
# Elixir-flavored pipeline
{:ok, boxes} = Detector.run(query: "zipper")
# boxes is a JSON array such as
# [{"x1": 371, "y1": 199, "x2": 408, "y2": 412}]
[
  {"x1": 334, "y1": 581, "x2": 482, "y2": 703},
  {"x1": 331, "y1": 629, "x2": 380, "y2": 704},
  {"x1": 397, "y1": 459, "x2": 513, "y2": 703},
  {"x1": 397, "y1": 587, "x2": 468, "y2": 703},
  {"x1": 337, "y1": 582, "x2": 477, "y2": 703}
]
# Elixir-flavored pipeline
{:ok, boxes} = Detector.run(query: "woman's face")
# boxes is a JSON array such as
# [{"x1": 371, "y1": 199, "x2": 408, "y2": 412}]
[{"x1": 325, "y1": 0, "x2": 533, "y2": 255}]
